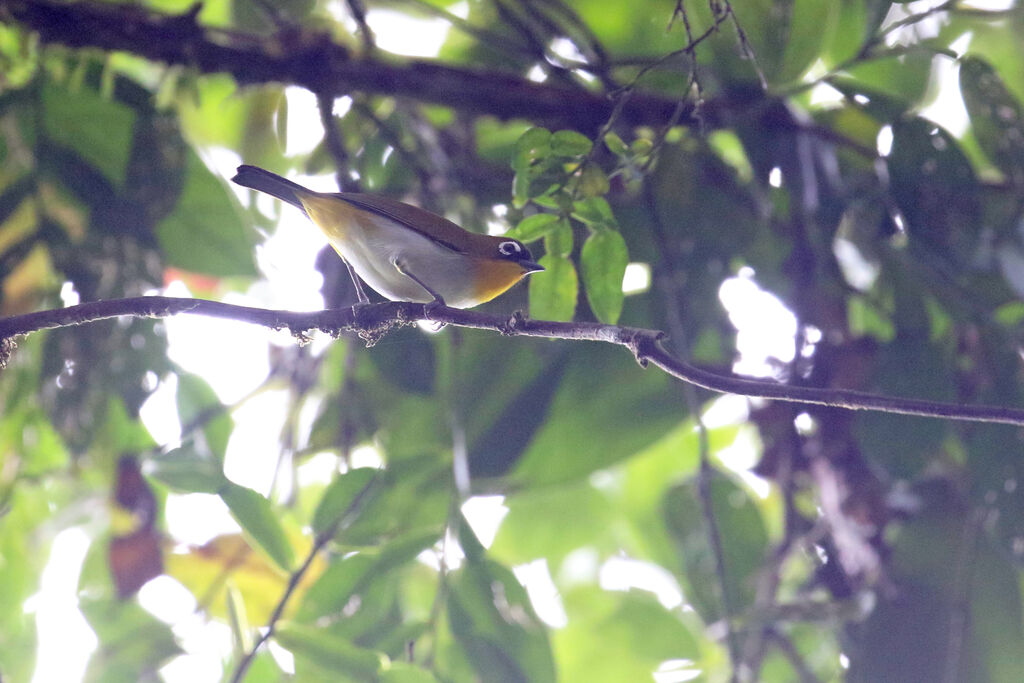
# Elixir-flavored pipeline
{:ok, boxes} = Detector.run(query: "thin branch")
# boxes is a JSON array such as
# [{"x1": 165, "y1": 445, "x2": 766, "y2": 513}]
[
  {"x1": 667, "y1": 0, "x2": 704, "y2": 135},
  {"x1": 315, "y1": 90, "x2": 370, "y2": 303},
  {"x1": 721, "y1": 0, "x2": 767, "y2": 89},
  {"x1": 615, "y1": 11, "x2": 729, "y2": 96},
  {"x1": 874, "y1": 0, "x2": 957, "y2": 47},
  {"x1": 349, "y1": 100, "x2": 436, "y2": 199},
  {"x1": 494, "y1": 0, "x2": 575, "y2": 86},
  {"x1": 537, "y1": 0, "x2": 617, "y2": 88},
  {"x1": 645, "y1": 181, "x2": 739, "y2": 668},
  {"x1": 316, "y1": 91, "x2": 355, "y2": 191},
  {"x1": 344, "y1": 0, "x2": 376, "y2": 53},
  {"x1": 765, "y1": 628, "x2": 820, "y2": 683},
  {"x1": 4, "y1": 297, "x2": 1024, "y2": 427},
  {"x1": 942, "y1": 509, "x2": 981, "y2": 683},
  {"x1": 0, "y1": 0, "x2": 706, "y2": 134},
  {"x1": 229, "y1": 472, "x2": 379, "y2": 683}
]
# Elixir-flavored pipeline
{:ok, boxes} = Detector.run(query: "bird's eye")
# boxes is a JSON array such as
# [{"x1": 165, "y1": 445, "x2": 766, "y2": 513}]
[{"x1": 498, "y1": 241, "x2": 521, "y2": 257}]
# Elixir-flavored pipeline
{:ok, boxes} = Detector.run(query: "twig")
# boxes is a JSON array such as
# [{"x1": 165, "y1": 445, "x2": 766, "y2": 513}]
[
  {"x1": 344, "y1": 0, "x2": 375, "y2": 52},
  {"x1": 315, "y1": 91, "x2": 370, "y2": 304},
  {"x1": 349, "y1": 100, "x2": 436, "y2": 201},
  {"x1": 538, "y1": 0, "x2": 617, "y2": 88},
  {"x1": 765, "y1": 628, "x2": 820, "y2": 683},
  {"x1": 614, "y1": 12, "x2": 729, "y2": 96},
  {"x1": 398, "y1": 0, "x2": 556, "y2": 65},
  {"x1": 942, "y1": 509, "x2": 981, "y2": 683},
  {"x1": 667, "y1": 0, "x2": 705, "y2": 134},
  {"x1": 422, "y1": 495, "x2": 457, "y2": 668},
  {"x1": 229, "y1": 472, "x2": 379, "y2": 682},
  {"x1": 874, "y1": 0, "x2": 957, "y2": 47},
  {"x1": 4, "y1": 297, "x2": 1024, "y2": 425},
  {"x1": 644, "y1": 181, "x2": 740, "y2": 669},
  {"x1": 493, "y1": 0, "x2": 576, "y2": 86},
  {"x1": 720, "y1": 0, "x2": 767, "y2": 89}
]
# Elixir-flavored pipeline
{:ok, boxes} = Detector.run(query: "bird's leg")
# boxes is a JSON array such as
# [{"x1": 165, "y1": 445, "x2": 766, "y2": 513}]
[
  {"x1": 392, "y1": 257, "x2": 447, "y2": 309},
  {"x1": 342, "y1": 258, "x2": 371, "y2": 305}
]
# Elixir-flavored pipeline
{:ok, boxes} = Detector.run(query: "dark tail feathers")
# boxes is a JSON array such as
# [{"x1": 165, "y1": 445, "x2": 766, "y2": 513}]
[{"x1": 232, "y1": 165, "x2": 312, "y2": 214}]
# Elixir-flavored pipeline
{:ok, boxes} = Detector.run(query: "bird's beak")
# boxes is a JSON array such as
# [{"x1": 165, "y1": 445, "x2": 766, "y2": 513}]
[{"x1": 519, "y1": 260, "x2": 544, "y2": 273}]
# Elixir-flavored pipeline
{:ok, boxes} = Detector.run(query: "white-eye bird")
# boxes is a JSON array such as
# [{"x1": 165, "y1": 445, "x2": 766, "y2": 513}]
[{"x1": 232, "y1": 165, "x2": 543, "y2": 308}]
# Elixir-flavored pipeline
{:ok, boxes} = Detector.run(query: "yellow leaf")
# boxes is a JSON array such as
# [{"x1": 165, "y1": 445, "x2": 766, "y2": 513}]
[
  {"x1": 165, "y1": 531, "x2": 324, "y2": 624},
  {"x1": 2, "y1": 245, "x2": 57, "y2": 316}
]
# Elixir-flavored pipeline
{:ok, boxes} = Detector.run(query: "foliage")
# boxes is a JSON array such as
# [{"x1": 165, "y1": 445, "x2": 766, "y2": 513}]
[{"x1": 2, "y1": 0, "x2": 1024, "y2": 681}]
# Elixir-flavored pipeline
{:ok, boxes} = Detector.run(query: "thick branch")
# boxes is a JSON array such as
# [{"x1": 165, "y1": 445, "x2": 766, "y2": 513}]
[
  {"x1": 0, "y1": 0, "x2": 708, "y2": 133},
  {"x1": 4, "y1": 296, "x2": 1024, "y2": 427}
]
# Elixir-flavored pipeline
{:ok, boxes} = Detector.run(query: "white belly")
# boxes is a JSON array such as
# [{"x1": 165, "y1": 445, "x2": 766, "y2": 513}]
[{"x1": 322, "y1": 208, "x2": 481, "y2": 308}]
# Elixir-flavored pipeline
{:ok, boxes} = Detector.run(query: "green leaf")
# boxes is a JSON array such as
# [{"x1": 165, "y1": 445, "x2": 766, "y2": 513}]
[
  {"x1": 511, "y1": 343, "x2": 691, "y2": 486},
  {"x1": 468, "y1": 351, "x2": 569, "y2": 479},
  {"x1": 629, "y1": 138, "x2": 653, "y2": 157},
  {"x1": 663, "y1": 470, "x2": 768, "y2": 623},
  {"x1": 959, "y1": 57, "x2": 1024, "y2": 185},
  {"x1": 854, "y1": 337, "x2": 953, "y2": 479},
  {"x1": 225, "y1": 583, "x2": 252, "y2": 655},
  {"x1": 145, "y1": 448, "x2": 226, "y2": 493},
  {"x1": 42, "y1": 80, "x2": 134, "y2": 188},
  {"x1": 0, "y1": 405, "x2": 68, "y2": 477},
  {"x1": 373, "y1": 529, "x2": 442, "y2": 572},
  {"x1": 330, "y1": 458, "x2": 450, "y2": 546},
  {"x1": 835, "y1": 49, "x2": 935, "y2": 113},
  {"x1": 368, "y1": 326, "x2": 436, "y2": 394},
  {"x1": 505, "y1": 213, "x2": 560, "y2": 243},
  {"x1": 95, "y1": 397, "x2": 157, "y2": 455},
  {"x1": 604, "y1": 132, "x2": 628, "y2": 156},
  {"x1": 965, "y1": 422, "x2": 1024, "y2": 563},
  {"x1": 617, "y1": 421, "x2": 742, "y2": 568},
  {"x1": 0, "y1": 488, "x2": 45, "y2": 681},
  {"x1": 274, "y1": 621, "x2": 387, "y2": 677},
  {"x1": 554, "y1": 587, "x2": 699, "y2": 683},
  {"x1": 513, "y1": 127, "x2": 553, "y2": 170},
  {"x1": 297, "y1": 530, "x2": 438, "y2": 621},
  {"x1": 550, "y1": 130, "x2": 593, "y2": 157},
  {"x1": 175, "y1": 372, "x2": 230, "y2": 460},
  {"x1": 577, "y1": 163, "x2": 610, "y2": 198},
  {"x1": 80, "y1": 598, "x2": 182, "y2": 683},
  {"x1": 581, "y1": 230, "x2": 628, "y2": 324},
  {"x1": 543, "y1": 219, "x2": 573, "y2": 258},
  {"x1": 821, "y1": 0, "x2": 871, "y2": 67},
  {"x1": 156, "y1": 151, "x2": 257, "y2": 277},
  {"x1": 476, "y1": 119, "x2": 533, "y2": 164},
  {"x1": 491, "y1": 482, "x2": 615, "y2": 568},
  {"x1": 219, "y1": 482, "x2": 294, "y2": 572},
  {"x1": 777, "y1": 0, "x2": 837, "y2": 83},
  {"x1": 448, "y1": 558, "x2": 555, "y2": 683},
  {"x1": 380, "y1": 663, "x2": 440, "y2": 683},
  {"x1": 888, "y1": 118, "x2": 980, "y2": 261},
  {"x1": 852, "y1": 480, "x2": 1024, "y2": 682},
  {"x1": 528, "y1": 254, "x2": 577, "y2": 322},
  {"x1": 571, "y1": 197, "x2": 616, "y2": 230},
  {"x1": 512, "y1": 171, "x2": 532, "y2": 209},
  {"x1": 297, "y1": 555, "x2": 375, "y2": 621},
  {"x1": 311, "y1": 468, "x2": 379, "y2": 538}
]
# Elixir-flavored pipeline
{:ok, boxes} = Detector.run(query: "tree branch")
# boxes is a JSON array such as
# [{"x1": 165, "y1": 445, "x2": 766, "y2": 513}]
[
  {"x1": 0, "y1": 0, "x2": 711, "y2": 134},
  {"x1": 4, "y1": 296, "x2": 1024, "y2": 427}
]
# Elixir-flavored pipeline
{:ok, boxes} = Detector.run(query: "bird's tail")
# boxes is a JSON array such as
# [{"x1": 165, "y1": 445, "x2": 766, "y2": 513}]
[{"x1": 232, "y1": 165, "x2": 312, "y2": 215}]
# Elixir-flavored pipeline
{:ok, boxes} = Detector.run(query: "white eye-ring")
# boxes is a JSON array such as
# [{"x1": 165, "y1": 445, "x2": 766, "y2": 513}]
[{"x1": 498, "y1": 241, "x2": 522, "y2": 256}]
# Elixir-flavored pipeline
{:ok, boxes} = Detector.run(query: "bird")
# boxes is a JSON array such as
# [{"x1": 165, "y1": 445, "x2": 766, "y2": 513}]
[{"x1": 231, "y1": 165, "x2": 543, "y2": 309}]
